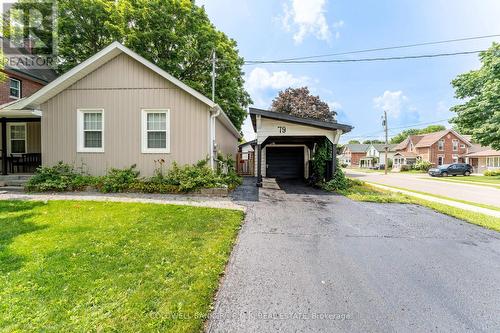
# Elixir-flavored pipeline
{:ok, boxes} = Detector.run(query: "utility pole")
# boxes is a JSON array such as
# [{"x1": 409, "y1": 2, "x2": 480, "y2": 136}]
[
  {"x1": 211, "y1": 49, "x2": 216, "y2": 101},
  {"x1": 383, "y1": 110, "x2": 388, "y2": 175}
]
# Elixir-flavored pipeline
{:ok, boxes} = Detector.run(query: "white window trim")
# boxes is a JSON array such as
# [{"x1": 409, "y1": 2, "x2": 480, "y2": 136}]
[
  {"x1": 141, "y1": 109, "x2": 170, "y2": 154},
  {"x1": 77, "y1": 109, "x2": 105, "y2": 153},
  {"x1": 438, "y1": 139, "x2": 445, "y2": 151},
  {"x1": 7, "y1": 123, "x2": 27, "y2": 154},
  {"x1": 452, "y1": 154, "x2": 459, "y2": 163},
  {"x1": 452, "y1": 139, "x2": 459, "y2": 152},
  {"x1": 9, "y1": 78, "x2": 21, "y2": 99}
]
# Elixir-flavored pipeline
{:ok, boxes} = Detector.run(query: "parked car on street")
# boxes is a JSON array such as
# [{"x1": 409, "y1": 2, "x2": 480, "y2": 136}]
[{"x1": 428, "y1": 163, "x2": 473, "y2": 177}]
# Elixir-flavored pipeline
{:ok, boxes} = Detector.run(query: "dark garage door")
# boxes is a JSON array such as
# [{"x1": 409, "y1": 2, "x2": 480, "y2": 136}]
[{"x1": 266, "y1": 147, "x2": 304, "y2": 179}]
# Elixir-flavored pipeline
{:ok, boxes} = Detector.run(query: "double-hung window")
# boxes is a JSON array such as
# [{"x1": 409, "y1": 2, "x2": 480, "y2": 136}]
[
  {"x1": 8, "y1": 123, "x2": 26, "y2": 154},
  {"x1": 452, "y1": 140, "x2": 459, "y2": 151},
  {"x1": 142, "y1": 109, "x2": 170, "y2": 153},
  {"x1": 438, "y1": 139, "x2": 444, "y2": 151},
  {"x1": 77, "y1": 109, "x2": 104, "y2": 152},
  {"x1": 9, "y1": 78, "x2": 21, "y2": 99}
]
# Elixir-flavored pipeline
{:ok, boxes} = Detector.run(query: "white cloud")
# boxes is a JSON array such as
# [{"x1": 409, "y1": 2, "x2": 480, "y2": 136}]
[
  {"x1": 245, "y1": 67, "x2": 310, "y2": 108},
  {"x1": 246, "y1": 67, "x2": 309, "y2": 93},
  {"x1": 281, "y1": 0, "x2": 332, "y2": 44},
  {"x1": 373, "y1": 90, "x2": 408, "y2": 118},
  {"x1": 328, "y1": 101, "x2": 342, "y2": 110}
]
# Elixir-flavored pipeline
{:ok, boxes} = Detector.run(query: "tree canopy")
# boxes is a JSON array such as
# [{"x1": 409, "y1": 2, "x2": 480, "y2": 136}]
[
  {"x1": 271, "y1": 87, "x2": 336, "y2": 122},
  {"x1": 363, "y1": 139, "x2": 384, "y2": 144},
  {"x1": 390, "y1": 125, "x2": 446, "y2": 144},
  {"x1": 450, "y1": 43, "x2": 500, "y2": 150},
  {"x1": 348, "y1": 140, "x2": 361, "y2": 144},
  {"x1": 18, "y1": 0, "x2": 251, "y2": 130}
]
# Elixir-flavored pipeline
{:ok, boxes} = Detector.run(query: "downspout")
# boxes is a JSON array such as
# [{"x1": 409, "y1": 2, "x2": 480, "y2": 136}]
[{"x1": 209, "y1": 106, "x2": 221, "y2": 170}]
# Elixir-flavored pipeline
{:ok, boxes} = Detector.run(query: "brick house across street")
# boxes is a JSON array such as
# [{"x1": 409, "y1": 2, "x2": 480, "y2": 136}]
[{"x1": 392, "y1": 129, "x2": 472, "y2": 169}]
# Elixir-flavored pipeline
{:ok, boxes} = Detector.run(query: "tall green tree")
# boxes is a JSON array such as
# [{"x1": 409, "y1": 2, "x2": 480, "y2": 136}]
[
  {"x1": 390, "y1": 125, "x2": 446, "y2": 144},
  {"x1": 19, "y1": 0, "x2": 251, "y2": 130},
  {"x1": 450, "y1": 42, "x2": 500, "y2": 150}
]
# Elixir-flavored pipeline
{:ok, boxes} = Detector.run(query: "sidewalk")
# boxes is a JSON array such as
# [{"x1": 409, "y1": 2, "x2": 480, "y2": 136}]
[
  {"x1": 0, "y1": 191, "x2": 246, "y2": 211},
  {"x1": 368, "y1": 183, "x2": 500, "y2": 218}
]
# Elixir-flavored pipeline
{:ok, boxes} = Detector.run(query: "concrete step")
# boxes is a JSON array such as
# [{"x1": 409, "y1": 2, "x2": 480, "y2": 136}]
[
  {"x1": 3, "y1": 179, "x2": 28, "y2": 186},
  {"x1": 0, "y1": 174, "x2": 33, "y2": 181},
  {"x1": 0, "y1": 186, "x2": 25, "y2": 193}
]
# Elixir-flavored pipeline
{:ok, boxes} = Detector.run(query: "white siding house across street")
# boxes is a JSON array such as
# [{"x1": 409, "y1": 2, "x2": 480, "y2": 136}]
[{"x1": 249, "y1": 108, "x2": 353, "y2": 187}]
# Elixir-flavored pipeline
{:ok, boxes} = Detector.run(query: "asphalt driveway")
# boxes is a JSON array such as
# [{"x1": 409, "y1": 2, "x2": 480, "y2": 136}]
[{"x1": 207, "y1": 178, "x2": 500, "y2": 332}]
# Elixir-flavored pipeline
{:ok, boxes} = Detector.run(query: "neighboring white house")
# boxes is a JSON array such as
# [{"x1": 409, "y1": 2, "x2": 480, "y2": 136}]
[{"x1": 359, "y1": 144, "x2": 397, "y2": 168}]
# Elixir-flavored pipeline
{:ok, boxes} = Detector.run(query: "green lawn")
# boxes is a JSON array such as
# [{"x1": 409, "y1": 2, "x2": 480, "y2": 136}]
[
  {"x1": 423, "y1": 175, "x2": 500, "y2": 188},
  {"x1": 0, "y1": 200, "x2": 244, "y2": 332},
  {"x1": 340, "y1": 182, "x2": 500, "y2": 232}
]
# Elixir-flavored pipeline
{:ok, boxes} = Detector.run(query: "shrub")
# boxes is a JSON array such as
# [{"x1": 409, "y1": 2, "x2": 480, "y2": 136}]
[
  {"x1": 322, "y1": 167, "x2": 349, "y2": 192},
  {"x1": 128, "y1": 181, "x2": 181, "y2": 194},
  {"x1": 400, "y1": 165, "x2": 411, "y2": 172},
  {"x1": 413, "y1": 160, "x2": 432, "y2": 171},
  {"x1": 484, "y1": 169, "x2": 500, "y2": 176},
  {"x1": 99, "y1": 165, "x2": 140, "y2": 193},
  {"x1": 322, "y1": 168, "x2": 364, "y2": 193},
  {"x1": 26, "y1": 160, "x2": 242, "y2": 194},
  {"x1": 25, "y1": 162, "x2": 98, "y2": 192},
  {"x1": 163, "y1": 160, "x2": 241, "y2": 192}
]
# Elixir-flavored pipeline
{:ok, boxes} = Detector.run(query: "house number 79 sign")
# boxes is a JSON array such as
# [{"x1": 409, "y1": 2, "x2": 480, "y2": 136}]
[{"x1": 278, "y1": 126, "x2": 287, "y2": 134}]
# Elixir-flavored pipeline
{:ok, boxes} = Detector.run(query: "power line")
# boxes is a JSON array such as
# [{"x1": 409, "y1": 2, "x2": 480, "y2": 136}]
[
  {"x1": 244, "y1": 50, "x2": 483, "y2": 65},
  {"x1": 343, "y1": 118, "x2": 451, "y2": 139},
  {"x1": 247, "y1": 33, "x2": 500, "y2": 63}
]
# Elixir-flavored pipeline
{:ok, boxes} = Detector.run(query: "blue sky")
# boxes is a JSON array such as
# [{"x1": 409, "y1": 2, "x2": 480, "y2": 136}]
[{"x1": 197, "y1": 0, "x2": 500, "y2": 143}]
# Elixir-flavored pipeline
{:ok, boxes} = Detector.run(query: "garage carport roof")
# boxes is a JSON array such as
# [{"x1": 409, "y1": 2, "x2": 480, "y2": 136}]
[{"x1": 249, "y1": 108, "x2": 353, "y2": 133}]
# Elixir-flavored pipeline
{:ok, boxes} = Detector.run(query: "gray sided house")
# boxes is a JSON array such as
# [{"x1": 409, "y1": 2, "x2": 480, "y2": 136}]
[{"x1": 0, "y1": 42, "x2": 240, "y2": 176}]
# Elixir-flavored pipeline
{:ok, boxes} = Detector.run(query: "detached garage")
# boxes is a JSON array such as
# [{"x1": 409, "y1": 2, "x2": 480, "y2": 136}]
[{"x1": 249, "y1": 108, "x2": 353, "y2": 186}]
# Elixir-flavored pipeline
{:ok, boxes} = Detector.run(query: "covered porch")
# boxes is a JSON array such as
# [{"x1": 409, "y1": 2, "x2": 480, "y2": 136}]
[
  {"x1": 392, "y1": 152, "x2": 417, "y2": 170},
  {"x1": 360, "y1": 157, "x2": 379, "y2": 169},
  {"x1": 0, "y1": 109, "x2": 42, "y2": 175}
]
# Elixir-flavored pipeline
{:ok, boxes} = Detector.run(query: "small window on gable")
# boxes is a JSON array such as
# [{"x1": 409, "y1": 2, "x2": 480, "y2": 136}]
[
  {"x1": 438, "y1": 139, "x2": 444, "y2": 151},
  {"x1": 77, "y1": 109, "x2": 104, "y2": 153},
  {"x1": 9, "y1": 78, "x2": 21, "y2": 99},
  {"x1": 142, "y1": 109, "x2": 170, "y2": 153}
]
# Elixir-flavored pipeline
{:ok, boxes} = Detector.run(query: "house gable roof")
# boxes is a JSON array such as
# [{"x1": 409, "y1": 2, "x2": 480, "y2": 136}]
[
  {"x1": 249, "y1": 108, "x2": 353, "y2": 133},
  {"x1": 4, "y1": 41, "x2": 240, "y2": 138},
  {"x1": 344, "y1": 144, "x2": 370, "y2": 153},
  {"x1": 414, "y1": 129, "x2": 472, "y2": 148},
  {"x1": 369, "y1": 143, "x2": 398, "y2": 152}
]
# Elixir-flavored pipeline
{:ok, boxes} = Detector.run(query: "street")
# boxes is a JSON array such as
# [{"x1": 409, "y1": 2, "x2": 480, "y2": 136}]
[{"x1": 345, "y1": 170, "x2": 500, "y2": 208}]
